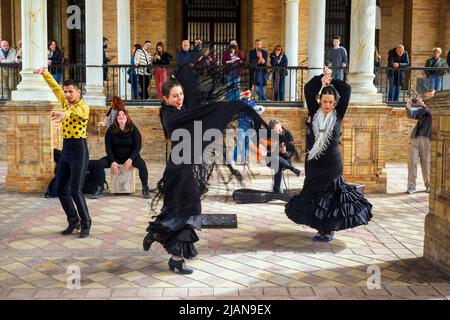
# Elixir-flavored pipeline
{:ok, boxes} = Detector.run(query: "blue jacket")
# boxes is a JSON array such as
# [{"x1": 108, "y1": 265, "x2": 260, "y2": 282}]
[
  {"x1": 248, "y1": 48, "x2": 268, "y2": 86},
  {"x1": 270, "y1": 54, "x2": 288, "y2": 78},
  {"x1": 387, "y1": 48, "x2": 410, "y2": 81},
  {"x1": 176, "y1": 50, "x2": 193, "y2": 67}
]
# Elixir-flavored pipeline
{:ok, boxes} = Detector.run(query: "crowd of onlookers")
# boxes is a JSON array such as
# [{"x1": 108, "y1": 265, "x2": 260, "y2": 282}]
[{"x1": 1, "y1": 36, "x2": 450, "y2": 102}]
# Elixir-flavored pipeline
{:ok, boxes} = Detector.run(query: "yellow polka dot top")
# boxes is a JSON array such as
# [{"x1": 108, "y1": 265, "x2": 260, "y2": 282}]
[{"x1": 43, "y1": 71, "x2": 89, "y2": 139}]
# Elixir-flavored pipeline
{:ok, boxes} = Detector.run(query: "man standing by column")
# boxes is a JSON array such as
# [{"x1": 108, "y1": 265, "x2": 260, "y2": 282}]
[
  {"x1": 326, "y1": 36, "x2": 348, "y2": 80},
  {"x1": 405, "y1": 96, "x2": 432, "y2": 194},
  {"x1": 34, "y1": 66, "x2": 92, "y2": 238}
]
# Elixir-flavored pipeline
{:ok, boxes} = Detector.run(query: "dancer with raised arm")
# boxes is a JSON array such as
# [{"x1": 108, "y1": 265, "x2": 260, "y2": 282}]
[
  {"x1": 34, "y1": 66, "x2": 92, "y2": 238},
  {"x1": 285, "y1": 67, "x2": 372, "y2": 242}
]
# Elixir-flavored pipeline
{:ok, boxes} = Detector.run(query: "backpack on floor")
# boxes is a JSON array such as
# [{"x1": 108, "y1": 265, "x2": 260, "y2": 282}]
[{"x1": 82, "y1": 160, "x2": 108, "y2": 194}]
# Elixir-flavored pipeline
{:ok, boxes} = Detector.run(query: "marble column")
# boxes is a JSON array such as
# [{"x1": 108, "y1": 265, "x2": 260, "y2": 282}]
[
  {"x1": 285, "y1": 0, "x2": 299, "y2": 100},
  {"x1": 307, "y1": 0, "x2": 326, "y2": 80},
  {"x1": 347, "y1": 0, "x2": 382, "y2": 104},
  {"x1": 84, "y1": 0, "x2": 106, "y2": 106},
  {"x1": 12, "y1": 0, "x2": 56, "y2": 101},
  {"x1": 117, "y1": 0, "x2": 131, "y2": 99}
]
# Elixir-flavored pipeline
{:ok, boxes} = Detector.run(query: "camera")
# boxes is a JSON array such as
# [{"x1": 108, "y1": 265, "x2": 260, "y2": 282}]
[{"x1": 411, "y1": 97, "x2": 418, "y2": 103}]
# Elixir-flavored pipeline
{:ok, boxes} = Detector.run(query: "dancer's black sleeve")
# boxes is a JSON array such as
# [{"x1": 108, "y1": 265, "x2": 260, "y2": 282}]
[
  {"x1": 331, "y1": 78, "x2": 351, "y2": 119},
  {"x1": 304, "y1": 75, "x2": 322, "y2": 115}
]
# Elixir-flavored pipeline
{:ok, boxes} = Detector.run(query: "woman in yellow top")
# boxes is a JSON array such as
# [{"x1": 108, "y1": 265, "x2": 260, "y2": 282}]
[{"x1": 34, "y1": 66, "x2": 92, "y2": 238}]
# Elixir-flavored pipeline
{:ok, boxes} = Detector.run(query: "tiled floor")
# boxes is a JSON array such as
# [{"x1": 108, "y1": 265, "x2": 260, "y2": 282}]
[{"x1": 0, "y1": 161, "x2": 448, "y2": 300}]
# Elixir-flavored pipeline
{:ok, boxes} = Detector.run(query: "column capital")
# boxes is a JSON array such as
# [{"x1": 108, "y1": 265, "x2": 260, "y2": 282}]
[{"x1": 285, "y1": 0, "x2": 299, "y2": 4}]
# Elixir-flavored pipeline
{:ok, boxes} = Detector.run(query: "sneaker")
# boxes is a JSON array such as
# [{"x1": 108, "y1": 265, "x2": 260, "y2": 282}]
[
  {"x1": 426, "y1": 186, "x2": 431, "y2": 193},
  {"x1": 406, "y1": 188, "x2": 416, "y2": 194}
]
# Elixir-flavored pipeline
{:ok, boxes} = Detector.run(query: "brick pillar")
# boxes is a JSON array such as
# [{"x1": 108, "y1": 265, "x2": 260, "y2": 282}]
[
  {"x1": 341, "y1": 105, "x2": 391, "y2": 193},
  {"x1": 424, "y1": 91, "x2": 450, "y2": 276},
  {"x1": 1, "y1": 101, "x2": 61, "y2": 192}
]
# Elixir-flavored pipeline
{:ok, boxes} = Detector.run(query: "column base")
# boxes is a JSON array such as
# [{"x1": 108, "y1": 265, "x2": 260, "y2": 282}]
[
  {"x1": 84, "y1": 85, "x2": 106, "y2": 106},
  {"x1": 347, "y1": 73, "x2": 382, "y2": 104},
  {"x1": 11, "y1": 71, "x2": 57, "y2": 102}
]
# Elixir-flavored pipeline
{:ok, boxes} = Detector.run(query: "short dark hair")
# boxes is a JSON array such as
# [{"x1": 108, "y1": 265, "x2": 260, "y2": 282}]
[
  {"x1": 63, "y1": 79, "x2": 81, "y2": 90},
  {"x1": 144, "y1": 40, "x2": 152, "y2": 45},
  {"x1": 103, "y1": 37, "x2": 108, "y2": 42},
  {"x1": 332, "y1": 35, "x2": 341, "y2": 41},
  {"x1": 269, "y1": 119, "x2": 280, "y2": 128}
]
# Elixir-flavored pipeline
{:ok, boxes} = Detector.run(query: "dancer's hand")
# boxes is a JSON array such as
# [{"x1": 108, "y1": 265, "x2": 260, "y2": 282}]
[
  {"x1": 123, "y1": 159, "x2": 133, "y2": 171},
  {"x1": 111, "y1": 162, "x2": 120, "y2": 175},
  {"x1": 50, "y1": 111, "x2": 66, "y2": 123},
  {"x1": 279, "y1": 143, "x2": 286, "y2": 154},
  {"x1": 33, "y1": 66, "x2": 47, "y2": 74}
]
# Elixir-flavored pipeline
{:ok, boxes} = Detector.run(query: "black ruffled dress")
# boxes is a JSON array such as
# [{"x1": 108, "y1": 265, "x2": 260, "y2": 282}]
[
  {"x1": 285, "y1": 75, "x2": 373, "y2": 233},
  {"x1": 145, "y1": 65, "x2": 267, "y2": 259}
]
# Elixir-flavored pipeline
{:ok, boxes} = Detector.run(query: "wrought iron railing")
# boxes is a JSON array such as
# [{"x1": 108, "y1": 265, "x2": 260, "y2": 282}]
[{"x1": 2, "y1": 63, "x2": 449, "y2": 106}]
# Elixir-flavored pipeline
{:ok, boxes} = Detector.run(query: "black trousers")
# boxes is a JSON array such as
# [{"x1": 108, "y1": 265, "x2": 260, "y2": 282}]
[
  {"x1": 273, "y1": 156, "x2": 296, "y2": 193},
  {"x1": 55, "y1": 139, "x2": 91, "y2": 228},
  {"x1": 138, "y1": 74, "x2": 151, "y2": 99},
  {"x1": 94, "y1": 155, "x2": 149, "y2": 188}
]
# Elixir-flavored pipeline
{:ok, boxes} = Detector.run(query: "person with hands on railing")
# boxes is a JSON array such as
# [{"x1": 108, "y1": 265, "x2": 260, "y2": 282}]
[{"x1": 33, "y1": 66, "x2": 92, "y2": 238}]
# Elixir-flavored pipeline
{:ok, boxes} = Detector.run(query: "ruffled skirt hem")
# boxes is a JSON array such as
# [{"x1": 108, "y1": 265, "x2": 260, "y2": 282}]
[{"x1": 285, "y1": 176, "x2": 373, "y2": 232}]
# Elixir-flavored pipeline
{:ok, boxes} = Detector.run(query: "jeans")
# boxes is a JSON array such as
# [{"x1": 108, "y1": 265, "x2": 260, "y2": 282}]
[
  {"x1": 272, "y1": 156, "x2": 297, "y2": 193},
  {"x1": 388, "y1": 77, "x2": 401, "y2": 101},
  {"x1": 129, "y1": 74, "x2": 139, "y2": 99},
  {"x1": 332, "y1": 69, "x2": 344, "y2": 81},
  {"x1": 233, "y1": 128, "x2": 250, "y2": 164},
  {"x1": 225, "y1": 76, "x2": 240, "y2": 101},
  {"x1": 255, "y1": 85, "x2": 266, "y2": 101},
  {"x1": 428, "y1": 75, "x2": 443, "y2": 91},
  {"x1": 52, "y1": 71, "x2": 62, "y2": 84}
]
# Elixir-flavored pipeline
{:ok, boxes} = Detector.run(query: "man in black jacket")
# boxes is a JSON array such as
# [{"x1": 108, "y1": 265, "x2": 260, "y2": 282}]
[
  {"x1": 268, "y1": 119, "x2": 301, "y2": 194},
  {"x1": 405, "y1": 96, "x2": 432, "y2": 194},
  {"x1": 387, "y1": 45, "x2": 410, "y2": 101}
]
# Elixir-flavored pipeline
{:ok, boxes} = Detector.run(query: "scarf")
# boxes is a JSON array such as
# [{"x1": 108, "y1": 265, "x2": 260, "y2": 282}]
[{"x1": 307, "y1": 109, "x2": 337, "y2": 161}]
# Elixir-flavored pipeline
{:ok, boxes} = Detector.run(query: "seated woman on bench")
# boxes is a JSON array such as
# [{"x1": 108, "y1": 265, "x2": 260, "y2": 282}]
[{"x1": 91, "y1": 109, "x2": 150, "y2": 198}]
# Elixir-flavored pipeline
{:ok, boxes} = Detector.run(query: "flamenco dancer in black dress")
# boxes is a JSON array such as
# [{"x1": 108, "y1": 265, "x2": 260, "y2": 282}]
[
  {"x1": 285, "y1": 67, "x2": 373, "y2": 242},
  {"x1": 142, "y1": 64, "x2": 268, "y2": 274}
]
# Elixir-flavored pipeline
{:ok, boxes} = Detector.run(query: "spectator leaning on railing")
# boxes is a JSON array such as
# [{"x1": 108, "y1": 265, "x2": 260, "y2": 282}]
[
  {"x1": 134, "y1": 40, "x2": 153, "y2": 100},
  {"x1": 0, "y1": 40, "x2": 19, "y2": 98},
  {"x1": 387, "y1": 44, "x2": 410, "y2": 102},
  {"x1": 424, "y1": 47, "x2": 445, "y2": 92}
]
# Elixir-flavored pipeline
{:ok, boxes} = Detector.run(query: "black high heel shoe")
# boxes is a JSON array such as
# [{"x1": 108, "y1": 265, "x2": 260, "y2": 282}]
[
  {"x1": 143, "y1": 231, "x2": 155, "y2": 251},
  {"x1": 168, "y1": 258, "x2": 193, "y2": 274},
  {"x1": 61, "y1": 223, "x2": 80, "y2": 235}
]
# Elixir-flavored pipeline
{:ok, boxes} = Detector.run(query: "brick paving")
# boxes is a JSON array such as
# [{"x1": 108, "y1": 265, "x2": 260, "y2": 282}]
[{"x1": 0, "y1": 161, "x2": 448, "y2": 300}]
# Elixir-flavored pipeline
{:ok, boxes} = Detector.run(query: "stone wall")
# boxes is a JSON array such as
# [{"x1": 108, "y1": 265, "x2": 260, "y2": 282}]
[
  {"x1": 424, "y1": 90, "x2": 450, "y2": 276},
  {"x1": 0, "y1": 105, "x2": 417, "y2": 164}
]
